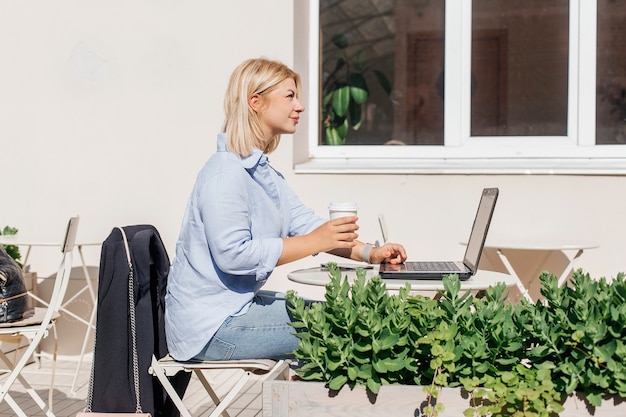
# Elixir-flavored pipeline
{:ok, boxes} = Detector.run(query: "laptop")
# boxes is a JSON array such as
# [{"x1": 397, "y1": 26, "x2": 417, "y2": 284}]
[{"x1": 379, "y1": 187, "x2": 499, "y2": 280}]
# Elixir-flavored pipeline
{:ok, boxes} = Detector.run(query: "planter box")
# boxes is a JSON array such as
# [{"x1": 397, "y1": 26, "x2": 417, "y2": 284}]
[{"x1": 263, "y1": 369, "x2": 626, "y2": 417}]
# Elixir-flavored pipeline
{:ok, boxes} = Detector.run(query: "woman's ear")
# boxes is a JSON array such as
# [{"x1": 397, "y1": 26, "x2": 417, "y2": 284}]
[{"x1": 249, "y1": 94, "x2": 262, "y2": 113}]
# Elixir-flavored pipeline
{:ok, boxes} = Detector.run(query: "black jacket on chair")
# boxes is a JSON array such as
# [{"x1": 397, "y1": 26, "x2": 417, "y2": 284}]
[{"x1": 91, "y1": 225, "x2": 190, "y2": 416}]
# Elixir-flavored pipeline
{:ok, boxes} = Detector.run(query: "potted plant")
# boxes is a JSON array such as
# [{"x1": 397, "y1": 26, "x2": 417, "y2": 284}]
[
  {"x1": 321, "y1": 34, "x2": 391, "y2": 145},
  {"x1": 0, "y1": 225, "x2": 22, "y2": 268},
  {"x1": 268, "y1": 264, "x2": 626, "y2": 416}
]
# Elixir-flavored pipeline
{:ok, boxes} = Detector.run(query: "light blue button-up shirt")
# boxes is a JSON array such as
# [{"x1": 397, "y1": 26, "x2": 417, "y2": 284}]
[{"x1": 165, "y1": 133, "x2": 325, "y2": 360}]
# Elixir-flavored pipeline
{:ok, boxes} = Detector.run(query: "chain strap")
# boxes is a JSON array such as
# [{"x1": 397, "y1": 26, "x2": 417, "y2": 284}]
[
  {"x1": 126, "y1": 240, "x2": 142, "y2": 414},
  {"x1": 84, "y1": 226, "x2": 144, "y2": 413},
  {"x1": 85, "y1": 314, "x2": 96, "y2": 411}
]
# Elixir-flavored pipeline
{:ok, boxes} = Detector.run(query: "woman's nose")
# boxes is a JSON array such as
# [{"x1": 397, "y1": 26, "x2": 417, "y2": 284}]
[{"x1": 295, "y1": 98, "x2": 305, "y2": 113}]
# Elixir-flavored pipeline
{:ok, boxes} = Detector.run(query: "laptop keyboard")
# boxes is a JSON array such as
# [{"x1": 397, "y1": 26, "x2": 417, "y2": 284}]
[{"x1": 406, "y1": 261, "x2": 461, "y2": 272}]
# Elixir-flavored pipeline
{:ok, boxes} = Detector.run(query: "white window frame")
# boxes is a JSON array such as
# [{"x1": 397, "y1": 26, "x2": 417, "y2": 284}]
[{"x1": 293, "y1": 0, "x2": 626, "y2": 175}]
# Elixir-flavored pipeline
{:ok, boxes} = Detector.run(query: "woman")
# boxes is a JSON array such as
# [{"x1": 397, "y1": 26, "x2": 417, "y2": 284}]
[{"x1": 165, "y1": 58, "x2": 407, "y2": 361}]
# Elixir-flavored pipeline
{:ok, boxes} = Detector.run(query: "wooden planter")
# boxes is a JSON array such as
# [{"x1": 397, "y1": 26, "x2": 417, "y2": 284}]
[{"x1": 263, "y1": 367, "x2": 626, "y2": 417}]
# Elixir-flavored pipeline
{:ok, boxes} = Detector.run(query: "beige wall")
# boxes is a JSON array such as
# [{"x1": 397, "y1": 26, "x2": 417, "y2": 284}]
[
  {"x1": 0, "y1": 0, "x2": 297, "y2": 276},
  {"x1": 1, "y1": 1, "x2": 624, "y2": 303}
]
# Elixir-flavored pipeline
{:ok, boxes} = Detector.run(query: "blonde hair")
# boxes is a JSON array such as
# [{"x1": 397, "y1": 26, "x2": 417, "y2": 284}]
[{"x1": 222, "y1": 58, "x2": 302, "y2": 156}]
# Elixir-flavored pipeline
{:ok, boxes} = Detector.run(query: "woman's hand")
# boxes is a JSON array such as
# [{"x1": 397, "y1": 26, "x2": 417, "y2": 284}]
[
  {"x1": 369, "y1": 243, "x2": 407, "y2": 265},
  {"x1": 311, "y1": 216, "x2": 360, "y2": 252},
  {"x1": 278, "y1": 216, "x2": 359, "y2": 266}
]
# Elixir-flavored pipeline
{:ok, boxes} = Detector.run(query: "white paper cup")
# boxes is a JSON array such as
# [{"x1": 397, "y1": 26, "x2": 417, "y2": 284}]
[{"x1": 329, "y1": 202, "x2": 358, "y2": 219}]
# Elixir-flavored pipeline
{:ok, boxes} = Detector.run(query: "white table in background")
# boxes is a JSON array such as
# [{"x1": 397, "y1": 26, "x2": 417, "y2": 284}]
[
  {"x1": 0, "y1": 236, "x2": 101, "y2": 394},
  {"x1": 462, "y1": 239, "x2": 598, "y2": 302},
  {"x1": 288, "y1": 266, "x2": 516, "y2": 293}
]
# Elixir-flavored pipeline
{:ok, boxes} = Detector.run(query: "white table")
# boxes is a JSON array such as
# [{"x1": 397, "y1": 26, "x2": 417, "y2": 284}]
[
  {"x1": 462, "y1": 240, "x2": 598, "y2": 302},
  {"x1": 0, "y1": 235, "x2": 101, "y2": 394},
  {"x1": 288, "y1": 266, "x2": 516, "y2": 293}
]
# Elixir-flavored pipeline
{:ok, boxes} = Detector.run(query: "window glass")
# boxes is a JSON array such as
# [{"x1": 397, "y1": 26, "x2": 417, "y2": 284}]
[
  {"x1": 319, "y1": 0, "x2": 445, "y2": 146},
  {"x1": 596, "y1": 0, "x2": 626, "y2": 145},
  {"x1": 312, "y1": 0, "x2": 626, "y2": 170},
  {"x1": 471, "y1": 0, "x2": 569, "y2": 137}
]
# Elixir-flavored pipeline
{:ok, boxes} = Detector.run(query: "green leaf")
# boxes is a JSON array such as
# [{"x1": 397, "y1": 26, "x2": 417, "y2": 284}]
[
  {"x1": 331, "y1": 34, "x2": 349, "y2": 49},
  {"x1": 328, "y1": 374, "x2": 348, "y2": 391},
  {"x1": 326, "y1": 357, "x2": 343, "y2": 371},
  {"x1": 324, "y1": 127, "x2": 344, "y2": 146},
  {"x1": 349, "y1": 73, "x2": 368, "y2": 104},
  {"x1": 374, "y1": 69, "x2": 392, "y2": 95},
  {"x1": 348, "y1": 99, "x2": 362, "y2": 131},
  {"x1": 332, "y1": 85, "x2": 350, "y2": 117},
  {"x1": 366, "y1": 376, "x2": 381, "y2": 394},
  {"x1": 357, "y1": 363, "x2": 373, "y2": 379},
  {"x1": 347, "y1": 366, "x2": 358, "y2": 381},
  {"x1": 2, "y1": 245, "x2": 22, "y2": 265},
  {"x1": 585, "y1": 392, "x2": 603, "y2": 407},
  {"x1": 353, "y1": 339, "x2": 372, "y2": 353},
  {"x1": 378, "y1": 330, "x2": 399, "y2": 350},
  {"x1": 594, "y1": 340, "x2": 617, "y2": 364},
  {"x1": 336, "y1": 118, "x2": 349, "y2": 139},
  {"x1": 373, "y1": 356, "x2": 406, "y2": 373},
  {"x1": 1, "y1": 226, "x2": 18, "y2": 235},
  {"x1": 322, "y1": 91, "x2": 334, "y2": 108},
  {"x1": 351, "y1": 49, "x2": 368, "y2": 71},
  {"x1": 1, "y1": 225, "x2": 22, "y2": 265}
]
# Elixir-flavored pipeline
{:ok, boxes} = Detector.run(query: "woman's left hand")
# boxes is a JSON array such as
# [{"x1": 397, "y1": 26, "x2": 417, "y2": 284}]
[{"x1": 370, "y1": 243, "x2": 407, "y2": 265}]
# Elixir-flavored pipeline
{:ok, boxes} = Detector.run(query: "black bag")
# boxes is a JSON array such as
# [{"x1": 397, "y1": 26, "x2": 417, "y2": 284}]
[{"x1": 0, "y1": 245, "x2": 28, "y2": 323}]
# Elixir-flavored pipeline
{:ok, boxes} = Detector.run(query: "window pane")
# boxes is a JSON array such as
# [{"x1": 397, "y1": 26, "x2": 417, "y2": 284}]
[
  {"x1": 319, "y1": 0, "x2": 445, "y2": 146},
  {"x1": 596, "y1": 0, "x2": 626, "y2": 145},
  {"x1": 471, "y1": 0, "x2": 569, "y2": 136}
]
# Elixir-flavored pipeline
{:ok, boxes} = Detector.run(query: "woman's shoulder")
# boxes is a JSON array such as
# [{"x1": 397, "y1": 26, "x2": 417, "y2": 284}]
[{"x1": 196, "y1": 152, "x2": 247, "y2": 181}]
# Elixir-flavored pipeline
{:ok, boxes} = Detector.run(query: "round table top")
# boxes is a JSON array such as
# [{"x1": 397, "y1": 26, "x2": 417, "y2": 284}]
[{"x1": 288, "y1": 266, "x2": 516, "y2": 291}]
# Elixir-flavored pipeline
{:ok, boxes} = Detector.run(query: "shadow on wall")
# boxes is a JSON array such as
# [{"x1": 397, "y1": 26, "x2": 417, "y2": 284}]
[
  {"x1": 37, "y1": 266, "x2": 99, "y2": 357},
  {"x1": 479, "y1": 248, "x2": 573, "y2": 303}
]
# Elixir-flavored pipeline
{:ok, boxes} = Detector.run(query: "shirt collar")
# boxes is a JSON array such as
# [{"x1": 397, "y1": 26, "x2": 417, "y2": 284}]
[{"x1": 217, "y1": 133, "x2": 267, "y2": 170}]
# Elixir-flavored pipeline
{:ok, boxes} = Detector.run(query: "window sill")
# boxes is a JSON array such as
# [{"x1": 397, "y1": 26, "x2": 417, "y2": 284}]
[{"x1": 294, "y1": 157, "x2": 626, "y2": 175}]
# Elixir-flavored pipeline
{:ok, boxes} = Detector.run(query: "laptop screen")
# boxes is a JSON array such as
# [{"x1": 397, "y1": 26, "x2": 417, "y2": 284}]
[{"x1": 462, "y1": 188, "x2": 499, "y2": 274}]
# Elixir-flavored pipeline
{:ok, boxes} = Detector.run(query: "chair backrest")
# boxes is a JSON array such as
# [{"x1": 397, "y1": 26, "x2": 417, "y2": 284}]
[
  {"x1": 43, "y1": 216, "x2": 79, "y2": 322},
  {"x1": 61, "y1": 216, "x2": 79, "y2": 254},
  {"x1": 378, "y1": 214, "x2": 389, "y2": 244}
]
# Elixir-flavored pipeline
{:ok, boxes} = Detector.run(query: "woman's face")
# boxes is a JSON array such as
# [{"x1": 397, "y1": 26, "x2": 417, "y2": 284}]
[{"x1": 251, "y1": 78, "x2": 305, "y2": 140}]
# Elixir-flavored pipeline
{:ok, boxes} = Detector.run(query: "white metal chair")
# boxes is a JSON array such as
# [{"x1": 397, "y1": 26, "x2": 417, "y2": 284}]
[
  {"x1": 143, "y1": 224, "x2": 290, "y2": 417},
  {"x1": 0, "y1": 216, "x2": 79, "y2": 417},
  {"x1": 149, "y1": 354, "x2": 289, "y2": 417}
]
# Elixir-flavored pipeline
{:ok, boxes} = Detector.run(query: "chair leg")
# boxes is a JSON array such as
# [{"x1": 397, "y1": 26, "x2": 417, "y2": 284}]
[
  {"x1": 194, "y1": 369, "x2": 255, "y2": 417},
  {"x1": 3, "y1": 392, "x2": 29, "y2": 417},
  {"x1": 48, "y1": 324, "x2": 59, "y2": 414},
  {"x1": 149, "y1": 355, "x2": 193, "y2": 417},
  {"x1": 150, "y1": 357, "x2": 263, "y2": 417},
  {"x1": 193, "y1": 369, "x2": 227, "y2": 416},
  {"x1": 0, "y1": 348, "x2": 55, "y2": 417}
]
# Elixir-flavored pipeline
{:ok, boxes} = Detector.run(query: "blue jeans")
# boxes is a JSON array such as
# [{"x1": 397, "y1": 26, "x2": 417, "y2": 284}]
[{"x1": 192, "y1": 290, "x2": 298, "y2": 361}]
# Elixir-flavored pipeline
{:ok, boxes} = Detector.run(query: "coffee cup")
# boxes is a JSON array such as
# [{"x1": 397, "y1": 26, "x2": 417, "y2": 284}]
[{"x1": 328, "y1": 202, "x2": 358, "y2": 220}]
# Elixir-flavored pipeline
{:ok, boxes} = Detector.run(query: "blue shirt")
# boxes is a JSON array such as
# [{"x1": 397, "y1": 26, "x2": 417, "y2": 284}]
[{"x1": 165, "y1": 133, "x2": 325, "y2": 360}]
